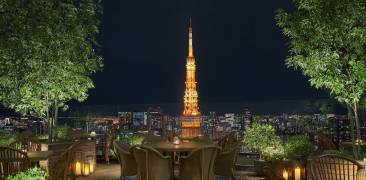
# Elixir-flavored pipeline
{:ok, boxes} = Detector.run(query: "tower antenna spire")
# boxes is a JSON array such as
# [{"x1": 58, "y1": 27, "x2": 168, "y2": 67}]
[{"x1": 189, "y1": 16, "x2": 192, "y2": 27}]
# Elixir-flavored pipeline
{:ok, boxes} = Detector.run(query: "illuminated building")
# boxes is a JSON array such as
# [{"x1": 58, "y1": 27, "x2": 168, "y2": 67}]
[{"x1": 180, "y1": 18, "x2": 202, "y2": 138}]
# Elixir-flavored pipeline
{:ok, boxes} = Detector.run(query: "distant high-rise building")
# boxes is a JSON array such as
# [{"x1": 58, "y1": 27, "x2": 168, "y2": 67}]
[
  {"x1": 180, "y1": 18, "x2": 202, "y2": 138},
  {"x1": 243, "y1": 108, "x2": 252, "y2": 130},
  {"x1": 147, "y1": 107, "x2": 164, "y2": 135},
  {"x1": 132, "y1": 112, "x2": 147, "y2": 126}
]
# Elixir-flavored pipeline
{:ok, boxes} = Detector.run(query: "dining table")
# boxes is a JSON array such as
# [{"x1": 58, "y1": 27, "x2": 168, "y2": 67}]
[
  {"x1": 143, "y1": 137, "x2": 214, "y2": 153},
  {"x1": 143, "y1": 137, "x2": 215, "y2": 177}
]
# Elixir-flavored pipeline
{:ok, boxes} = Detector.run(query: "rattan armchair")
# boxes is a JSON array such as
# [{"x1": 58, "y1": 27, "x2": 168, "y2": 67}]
[
  {"x1": 113, "y1": 141, "x2": 137, "y2": 180},
  {"x1": 132, "y1": 145, "x2": 172, "y2": 180},
  {"x1": 310, "y1": 154, "x2": 363, "y2": 180},
  {"x1": 214, "y1": 144, "x2": 239, "y2": 178},
  {"x1": 180, "y1": 145, "x2": 220, "y2": 180},
  {"x1": 217, "y1": 132, "x2": 236, "y2": 152},
  {"x1": 0, "y1": 147, "x2": 30, "y2": 178},
  {"x1": 49, "y1": 141, "x2": 78, "y2": 180}
]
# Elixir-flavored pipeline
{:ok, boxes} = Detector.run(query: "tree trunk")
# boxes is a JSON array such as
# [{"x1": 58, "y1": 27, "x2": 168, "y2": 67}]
[
  {"x1": 54, "y1": 98, "x2": 58, "y2": 128},
  {"x1": 46, "y1": 93, "x2": 52, "y2": 143},
  {"x1": 353, "y1": 102, "x2": 362, "y2": 159},
  {"x1": 347, "y1": 106, "x2": 357, "y2": 158}
]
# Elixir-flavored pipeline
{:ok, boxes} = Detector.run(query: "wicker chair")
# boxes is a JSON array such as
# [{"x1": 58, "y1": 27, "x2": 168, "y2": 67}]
[
  {"x1": 132, "y1": 145, "x2": 172, "y2": 180},
  {"x1": 113, "y1": 141, "x2": 137, "y2": 180},
  {"x1": 180, "y1": 146, "x2": 220, "y2": 180},
  {"x1": 263, "y1": 166, "x2": 285, "y2": 180},
  {"x1": 0, "y1": 147, "x2": 30, "y2": 178},
  {"x1": 310, "y1": 154, "x2": 363, "y2": 180},
  {"x1": 48, "y1": 142, "x2": 78, "y2": 180},
  {"x1": 214, "y1": 143, "x2": 239, "y2": 179},
  {"x1": 217, "y1": 132, "x2": 236, "y2": 152},
  {"x1": 314, "y1": 133, "x2": 337, "y2": 150}
]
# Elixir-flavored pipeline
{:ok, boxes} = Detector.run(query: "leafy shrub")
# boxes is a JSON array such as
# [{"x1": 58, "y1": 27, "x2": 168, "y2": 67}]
[
  {"x1": 37, "y1": 134, "x2": 49, "y2": 141},
  {"x1": 284, "y1": 135, "x2": 313, "y2": 157},
  {"x1": 6, "y1": 167, "x2": 48, "y2": 180},
  {"x1": 119, "y1": 134, "x2": 144, "y2": 146},
  {"x1": 55, "y1": 125, "x2": 70, "y2": 140},
  {"x1": 261, "y1": 144, "x2": 285, "y2": 163},
  {"x1": 243, "y1": 123, "x2": 285, "y2": 162},
  {"x1": 0, "y1": 134, "x2": 17, "y2": 146}
]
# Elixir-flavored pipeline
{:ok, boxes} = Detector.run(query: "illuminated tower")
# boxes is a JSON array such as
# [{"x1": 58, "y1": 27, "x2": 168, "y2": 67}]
[
  {"x1": 181, "y1": 18, "x2": 202, "y2": 138},
  {"x1": 183, "y1": 18, "x2": 200, "y2": 118}
]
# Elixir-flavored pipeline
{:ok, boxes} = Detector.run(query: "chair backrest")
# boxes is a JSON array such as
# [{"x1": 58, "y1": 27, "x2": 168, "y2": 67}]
[
  {"x1": 113, "y1": 141, "x2": 137, "y2": 177},
  {"x1": 263, "y1": 166, "x2": 285, "y2": 180},
  {"x1": 310, "y1": 154, "x2": 363, "y2": 180},
  {"x1": 217, "y1": 132, "x2": 236, "y2": 152},
  {"x1": 0, "y1": 146, "x2": 30, "y2": 178},
  {"x1": 49, "y1": 142, "x2": 78, "y2": 180},
  {"x1": 214, "y1": 143, "x2": 239, "y2": 177},
  {"x1": 132, "y1": 145, "x2": 172, "y2": 180},
  {"x1": 180, "y1": 145, "x2": 220, "y2": 180},
  {"x1": 314, "y1": 133, "x2": 336, "y2": 150}
]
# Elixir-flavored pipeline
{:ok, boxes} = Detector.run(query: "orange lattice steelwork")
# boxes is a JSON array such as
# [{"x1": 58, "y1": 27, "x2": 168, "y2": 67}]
[{"x1": 182, "y1": 18, "x2": 201, "y2": 129}]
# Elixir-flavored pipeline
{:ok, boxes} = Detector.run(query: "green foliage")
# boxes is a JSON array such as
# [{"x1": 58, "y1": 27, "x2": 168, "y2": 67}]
[
  {"x1": 261, "y1": 142, "x2": 285, "y2": 163},
  {"x1": 243, "y1": 123, "x2": 285, "y2": 162},
  {"x1": 275, "y1": 0, "x2": 366, "y2": 159},
  {"x1": 6, "y1": 167, "x2": 48, "y2": 180},
  {"x1": 275, "y1": 0, "x2": 366, "y2": 107},
  {"x1": 0, "y1": 0, "x2": 103, "y2": 117},
  {"x1": 36, "y1": 134, "x2": 49, "y2": 141},
  {"x1": 0, "y1": 134, "x2": 17, "y2": 146},
  {"x1": 55, "y1": 125, "x2": 69, "y2": 140},
  {"x1": 284, "y1": 135, "x2": 313, "y2": 157},
  {"x1": 118, "y1": 134, "x2": 144, "y2": 146}
]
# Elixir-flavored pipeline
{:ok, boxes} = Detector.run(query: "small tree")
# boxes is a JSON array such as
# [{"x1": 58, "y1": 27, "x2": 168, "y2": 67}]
[
  {"x1": 276, "y1": 0, "x2": 366, "y2": 158},
  {"x1": 0, "y1": 0, "x2": 103, "y2": 141}
]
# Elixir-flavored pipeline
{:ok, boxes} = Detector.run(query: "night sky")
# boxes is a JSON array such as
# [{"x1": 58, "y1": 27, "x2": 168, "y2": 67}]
[{"x1": 86, "y1": 0, "x2": 327, "y2": 106}]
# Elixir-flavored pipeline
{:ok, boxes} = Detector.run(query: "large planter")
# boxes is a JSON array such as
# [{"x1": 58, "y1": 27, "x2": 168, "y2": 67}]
[{"x1": 253, "y1": 160, "x2": 269, "y2": 176}]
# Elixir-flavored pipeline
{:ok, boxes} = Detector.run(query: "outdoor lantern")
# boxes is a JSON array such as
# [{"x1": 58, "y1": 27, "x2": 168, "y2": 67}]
[
  {"x1": 83, "y1": 162, "x2": 90, "y2": 176},
  {"x1": 75, "y1": 161, "x2": 82, "y2": 176},
  {"x1": 173, "y1": 136, "x2": 181, "y2": 145},
  {"x1": 294, "y1": 166, "x2": 301, "y2": 180},
  {"x1": 89, "y1": 159, "x2": 95, "y2": 174},
  {"x1": 282, "y1": 169, "x2": 289, "y2": 180}
]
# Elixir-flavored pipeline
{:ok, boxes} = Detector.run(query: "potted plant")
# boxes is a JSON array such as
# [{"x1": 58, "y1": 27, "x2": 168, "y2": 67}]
[
  {"x1": 243, "y1": 123, "x2": 285, "y2": 175},
  {"x1": 284, "y1": 135, "x2": 313, "y2": 161}
]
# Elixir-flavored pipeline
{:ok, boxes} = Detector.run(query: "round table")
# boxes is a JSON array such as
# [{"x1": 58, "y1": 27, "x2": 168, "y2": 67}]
[{"x1": 144, "y1": 140, "x2": 213, "y2": 152}]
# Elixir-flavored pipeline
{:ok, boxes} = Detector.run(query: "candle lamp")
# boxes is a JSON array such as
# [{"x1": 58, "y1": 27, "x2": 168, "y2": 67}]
[
  {"x1": 74, "y1": 161, "x2": 82, "y2": 176},
  {"x1": 294, "y1": 166, "x2": 301, "y2": 180},
  {"x1": 83, "y1": 162, "x2": 90, "y2": 176},
  {"x1": 89, "y1": 158, "x2": 96, "y2": 174},
  {"x1": 282, "y1": 169, "x2": 289, "y2": 180},
  {"x1": 173, "y1": 136, "x2": 181, "y2": 145}
]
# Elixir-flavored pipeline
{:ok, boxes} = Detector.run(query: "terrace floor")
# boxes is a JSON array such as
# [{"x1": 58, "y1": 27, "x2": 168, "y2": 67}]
[{"x1": 76, "y1": 156, "x2": 265, "y2": 180}]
